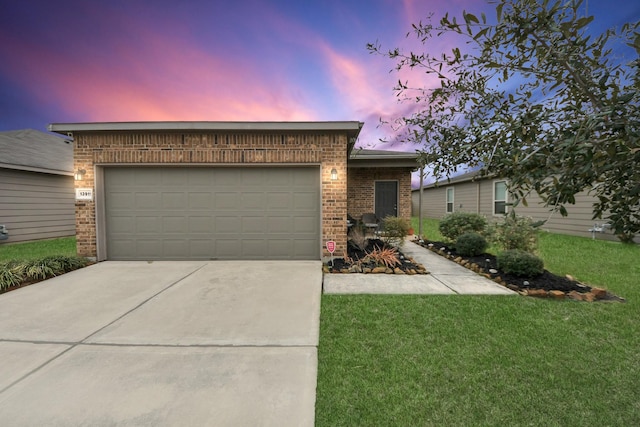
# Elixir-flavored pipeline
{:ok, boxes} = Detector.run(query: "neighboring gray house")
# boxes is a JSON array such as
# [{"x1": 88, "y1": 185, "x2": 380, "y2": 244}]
[
  {"x1": 0, "y1": 129, "x2": 75, "y2": 243},
  {"x1": 412, "y1": 171, "x2": 636, "y2": 242}
]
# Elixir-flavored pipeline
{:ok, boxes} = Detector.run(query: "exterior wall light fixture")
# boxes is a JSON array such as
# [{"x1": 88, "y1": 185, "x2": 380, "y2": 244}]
[
  {"x1": 74, "y1": 169, "x2": 86, "y2": 181},
  {"x1": 330, "y1": 168, "x2": 338, "y2": 181}
]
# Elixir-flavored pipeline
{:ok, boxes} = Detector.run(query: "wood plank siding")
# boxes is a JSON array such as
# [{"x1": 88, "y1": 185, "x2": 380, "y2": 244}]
[
  {"x1": 413, "y1": 179, "x2": 637, "y2": 242},
  {"x1": 0, "y1": 168, "x2": 75, "y2": 243}
]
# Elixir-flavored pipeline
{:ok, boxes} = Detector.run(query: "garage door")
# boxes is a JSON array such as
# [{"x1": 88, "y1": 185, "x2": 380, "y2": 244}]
[{"x1": 104, "y1": 167, "x2": 320, "y2": 260}]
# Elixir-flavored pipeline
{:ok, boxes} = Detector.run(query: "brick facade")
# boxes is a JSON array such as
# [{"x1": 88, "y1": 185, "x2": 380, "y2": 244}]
[
  {"x1": 347, "y1": 167, "x2": 413, "y2": 221},
  {"x1": 73, "y1": 130, "x2": 349, "y2": 259}
]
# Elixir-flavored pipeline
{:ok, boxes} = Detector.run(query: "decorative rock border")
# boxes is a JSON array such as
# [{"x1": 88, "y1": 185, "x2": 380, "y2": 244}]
[
  {"x1": 323, "y1": 255, "x2": 429, "y2": 275},
  {"x1": 524, "y1": 286, "x2": 610, "y2": 301},
  {"x1": 416, "y1": 240, "x2": 624, "y2": 303}
]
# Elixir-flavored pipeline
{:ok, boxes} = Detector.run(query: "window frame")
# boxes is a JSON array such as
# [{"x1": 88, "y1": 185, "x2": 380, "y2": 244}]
[
  {"x1": 445, "y1": 187, "x2": 454, "y2": 213},
  {"x1": 493, "y1": 180, "x2": 508, "y2": 215}
]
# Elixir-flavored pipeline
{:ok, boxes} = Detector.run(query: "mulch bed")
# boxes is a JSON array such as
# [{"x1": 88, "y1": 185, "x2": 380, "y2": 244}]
[
  {"x1": 325, "y1": 239, "x2": 428, "y2": 275},
  {"x1": 417, "y1": 239, "x2": 624, "y2": 302}
]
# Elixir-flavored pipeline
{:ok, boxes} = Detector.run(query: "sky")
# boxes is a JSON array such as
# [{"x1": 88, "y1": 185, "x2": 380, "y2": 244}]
[{"x1": 1, "y1": 0, "x2": 638, "y2": 159}]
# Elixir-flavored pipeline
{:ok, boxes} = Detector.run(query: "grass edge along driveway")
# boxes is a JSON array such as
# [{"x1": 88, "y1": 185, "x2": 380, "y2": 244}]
[{"x1": 316, "y1": 225, "x2": 640, "y2": 426}]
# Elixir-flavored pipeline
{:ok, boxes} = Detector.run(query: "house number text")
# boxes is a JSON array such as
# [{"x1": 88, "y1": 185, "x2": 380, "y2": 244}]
[{"x1": 75, "y1": 188, "x2": 94, "y2": 201}]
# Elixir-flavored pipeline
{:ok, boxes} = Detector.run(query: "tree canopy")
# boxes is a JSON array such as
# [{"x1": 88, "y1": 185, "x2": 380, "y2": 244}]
[{"x1": 368, "y1": 0, "x2": 640, "y2": 242}]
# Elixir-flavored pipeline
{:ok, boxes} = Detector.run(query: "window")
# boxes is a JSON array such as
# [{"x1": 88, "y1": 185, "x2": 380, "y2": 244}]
[
  {"x1": 494, "y1": 181, "x2": 507, "y2": 215},
  {"x1": 446, "y1": 188, "x2": 454, "y2": 213}
]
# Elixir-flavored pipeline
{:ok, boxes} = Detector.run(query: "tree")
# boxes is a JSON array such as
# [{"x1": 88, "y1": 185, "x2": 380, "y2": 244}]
[{"x1": 368, "y1": 0, "x2": 640, "y2": 242}]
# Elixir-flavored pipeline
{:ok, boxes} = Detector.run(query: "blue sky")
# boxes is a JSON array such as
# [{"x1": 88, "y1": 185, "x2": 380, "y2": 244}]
[{"x1": 1, "y1": 0, "x2": 638, "y2": 156}]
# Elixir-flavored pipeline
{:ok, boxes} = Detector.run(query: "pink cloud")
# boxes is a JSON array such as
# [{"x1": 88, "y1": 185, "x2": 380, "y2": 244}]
[{"x1": 0, "y1": 6, "x2": 317, "y2": 124}]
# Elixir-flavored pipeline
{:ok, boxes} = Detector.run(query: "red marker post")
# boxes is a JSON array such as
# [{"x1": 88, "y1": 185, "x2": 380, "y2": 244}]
[{"x1": 326, "y1": 241, "x2": 336, "y2": 266}]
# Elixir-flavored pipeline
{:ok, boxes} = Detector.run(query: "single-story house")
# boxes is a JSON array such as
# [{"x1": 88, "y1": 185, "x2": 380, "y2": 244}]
[
  {"x1": 412, "y1": 170, "x2": 638, "y2": 242},
  {"x1": 0, "y1": 129, "x2": 75, "y2": 243},
  {"x1": 48, "y1": 121, "x2": 418, "y2": 261}
]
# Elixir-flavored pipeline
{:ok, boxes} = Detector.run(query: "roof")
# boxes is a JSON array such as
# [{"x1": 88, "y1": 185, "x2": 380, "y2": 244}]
[
  {"x1": 413, "y1": 169, "x2": 493, "y2": 191},
  {"x1": 348, "y1": 148, "x2": 419, "y2": 168},
  {"x1": 48, "y1": 121, "x2": 363, "y2": 139},
  {"x1": 0, "y1": 129, "x2": 73, "y2": 175}
]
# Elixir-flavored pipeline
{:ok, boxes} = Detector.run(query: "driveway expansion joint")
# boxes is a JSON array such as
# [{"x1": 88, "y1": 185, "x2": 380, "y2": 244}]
[
  {"x1": 79, "y1": 263, "x2": 208, "y2": 344},
  {"x1": 81, "y1": 343, "x2": 318, "y2": 349},
  {"x1": 0, "y1": 343, "x2": 75, "y2": 396},
  {"x1": 0, "y1": 263, "x2": 210, "y2": 397},
  {"x1": 0, "y1": 339, "x2": 317, "y2": 349}
]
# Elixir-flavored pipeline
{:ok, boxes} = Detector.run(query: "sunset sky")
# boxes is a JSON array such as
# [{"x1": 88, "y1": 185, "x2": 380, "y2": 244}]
[{"x1": 1, "y1": 0, "x2": 638, "y2": 153}]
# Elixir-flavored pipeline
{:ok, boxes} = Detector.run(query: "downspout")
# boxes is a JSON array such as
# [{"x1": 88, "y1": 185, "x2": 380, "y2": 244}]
[{"x1": 418, "y1": 167, "x2": 424, "y2": 236}]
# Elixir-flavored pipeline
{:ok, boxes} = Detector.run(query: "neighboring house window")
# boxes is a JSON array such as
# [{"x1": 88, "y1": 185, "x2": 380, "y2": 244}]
[
  {"x1": 446, "y1": 188, "x2": 454, "y2": 213},
  {"x1": 494, "y1": 181, "x2": 508, "y2": 215}
]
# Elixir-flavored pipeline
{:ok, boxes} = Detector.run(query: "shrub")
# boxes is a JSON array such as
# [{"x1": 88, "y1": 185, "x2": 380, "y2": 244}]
[
  {"x1": 496, "y1": 250, "x2": 544, "y2": 277},
  {"x1": 380, "y1": 216, "x2": 411, "y2": 247},
  {"x1": 490, "y1": 212, "x2": 540, "y2": 253},
  {"x1": 348, "y1": 226, "x2": 369, "y2": 252},
  {"x1": 455, "y1": 232, "x2": 488, "y2": 257},
  {"x1": 22, "y1": 258, "x2": 60, "y2": 280},
  {"x1": 0, "y1": 261, "x2": 25, "y2": 291},
  {"x1": 41, "y1": 255, "x2": 88, "y2": 272},
  {"x1": 363, "y1": 246, "x2": 401, "y2": 268},
  {"x1": 0, "y1": 256, "x2": 89, "y2": 292},
  {"x1": 438, "y1": 212, "x2": 487, "y2": 242}
]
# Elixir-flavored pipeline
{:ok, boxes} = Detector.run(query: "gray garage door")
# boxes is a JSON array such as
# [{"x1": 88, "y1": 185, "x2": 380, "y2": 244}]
[{"x1": 104, "y1": 167, "x2": 320, "y2": 260}]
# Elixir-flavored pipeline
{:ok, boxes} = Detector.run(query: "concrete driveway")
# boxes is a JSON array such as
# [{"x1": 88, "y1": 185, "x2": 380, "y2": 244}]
[{"x1": 0, "y1": 260, "x2": 322, "y2": 426}]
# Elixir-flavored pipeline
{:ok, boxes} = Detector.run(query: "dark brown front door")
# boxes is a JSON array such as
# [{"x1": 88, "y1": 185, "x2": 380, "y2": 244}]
[{"x1": 375, "y1": 181, "x2": 398, "y2": 219}]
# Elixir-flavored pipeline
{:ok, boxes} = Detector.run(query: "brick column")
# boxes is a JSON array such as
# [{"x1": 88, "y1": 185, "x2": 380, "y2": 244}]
[{"x1": 321, "y1": 135, "x2": 348, "y2": 257}]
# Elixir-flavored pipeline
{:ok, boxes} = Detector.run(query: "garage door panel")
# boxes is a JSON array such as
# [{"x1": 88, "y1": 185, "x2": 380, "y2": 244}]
[
  {"x1": 241, "y1": 239, "x2": 266, "y2": 257},
  {"x1": 163, "y1": 240, "x2": 189, "y2": 258},
  {"x1": 268, "y1": 239, "x2": 291, "y2": 257},
  {"x1": 267, "y1": 216, "x2": 291, "y2": 233},
  {"x1": 241, "y1": 217, "x2": 265, "y2": 233},
  {"x1": 135, "y1": 170, "x2": 161, "y2": 185},
  {"x1": 106, "y1": 169, "x2": 133, "y2": 185},
  {"x1": 105, "y1": 167, "x2": 319, "y2": 260},
  {"x1": 265, "y1": 169, "x2": 293, "y2": 186},
  {"x1": 188, "y1": 192, "x2": 212, "y2": 209},
  {"x1": 134, "y1": 192, "x2": 160, "y2": 210},
  {"x1": 293, "y1": 192, "x2": 316, "y2": 210},
  {"x1": 240, "y1": 169, "x2": 264, "y2": 186},
  {"x1": 241, "y1": 193, "x2": 265, "y2": 210},
  {"x1": 109, "y1": 239, "x2": 135, "y2": 257},
  {"x1": 214, "y1": 193, "x2": 239, "y2": 210},
  {"x1": 108, "y1": 215, "x2": 135, "y2": 233},
  {"x1": 293, "y1": 216, "x2": 317, "y2": 233},
  {"x1": 188, "y1": 216, "x2": 211, "y2": 233},
  {"x1": 161, "y1": 216, "x2": 186, "y2": 234},
  {"x1": 215, "y1": 239, "x2": 240, "y2": 257},
  {"x1": 266, "y1": 192, "x2": 292, "y2": 210},
  {"x1": 109, "y1": 192, "x2": 134, "y2": 209},
  {"x1": 162, "y1": 193, "x2": 186, "y2": 209},
  {"x1": 214, "y1": 216, "x2": 240, "y2": 233},
  {"x1": 293, "y1": 172, "x2": 317, "y2": 186},
  {"x1": 161, "y1": 169, "x2": 188, "y2": 186},
  {"x1": 187, "y1": 169, "x2": 213, "y2": 186},
  {"x1": 294, "y1": 240, "x2": 318, "y2": 258},
  {"x1": 136, "y1": 240, "x2": 162, "y2": 258},
  {"x1": 190, "y1": 240, "x2": 213, "y2": 257},
  {"x1": 135, "y1": 216, "x2": 161, "y2": 234},
  {"x1": 213, "y1": 170, "x2": 239, "y2": 186}
]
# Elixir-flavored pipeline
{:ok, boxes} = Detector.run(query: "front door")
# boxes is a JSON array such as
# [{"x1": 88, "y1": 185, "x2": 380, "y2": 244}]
[{"x1": 375, "y1": 181, "x2": 398, "y2": 219}]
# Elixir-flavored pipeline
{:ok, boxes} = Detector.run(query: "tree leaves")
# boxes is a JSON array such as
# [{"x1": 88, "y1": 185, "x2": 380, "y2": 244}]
[{"x1": 369, "y1": 0, "x2": 640, "y2": 241}]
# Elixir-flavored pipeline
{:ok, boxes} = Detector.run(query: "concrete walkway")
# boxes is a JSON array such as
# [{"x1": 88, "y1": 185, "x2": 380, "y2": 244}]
[
  {"x1": 0, "y1": 261, "x2": 321, "y2": 426},
  {"x1": 323, "y1": 239, "x2": 516, "y2": 295}
]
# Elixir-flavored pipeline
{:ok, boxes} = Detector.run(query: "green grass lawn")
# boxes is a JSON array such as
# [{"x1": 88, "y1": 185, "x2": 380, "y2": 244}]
[
  {"x1": 316, "y1": 218, "x2": 640, "y2": 426},
  {"x1": 411, "y1": 216, "x2": 444, "y2": 241},
  {"x1": 0, "y1": 237, "x2": 77, "y2": 261}
]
